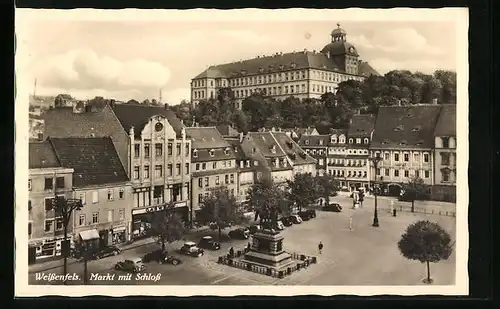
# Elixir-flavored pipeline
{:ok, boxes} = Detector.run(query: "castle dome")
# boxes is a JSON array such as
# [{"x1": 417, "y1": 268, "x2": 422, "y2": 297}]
[{"x1": 322, "y1": 23, "x2": 359, "y2": 57}]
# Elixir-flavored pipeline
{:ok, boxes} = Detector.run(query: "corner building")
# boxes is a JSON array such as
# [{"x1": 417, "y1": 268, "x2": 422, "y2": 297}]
[{"x1": 191, "y1": 24, "x2": 379, "y2": 107}]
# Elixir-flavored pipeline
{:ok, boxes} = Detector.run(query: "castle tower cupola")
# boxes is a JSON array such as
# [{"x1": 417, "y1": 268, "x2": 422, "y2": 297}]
[{"x1": 331, "y1": 23, "x2": 347, "y2": 42}]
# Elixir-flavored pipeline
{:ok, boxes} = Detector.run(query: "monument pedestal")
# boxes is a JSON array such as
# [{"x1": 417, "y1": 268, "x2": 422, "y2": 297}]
[{"x1": 243, "y1": 229, "x2": 295, "y2": 270}]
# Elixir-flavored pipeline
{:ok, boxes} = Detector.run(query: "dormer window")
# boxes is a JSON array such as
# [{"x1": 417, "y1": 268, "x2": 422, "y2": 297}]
[
  {"x1": 233, "y1": 146, "x2": 238, "y2": 153},
  {"x1": 412, "y1": 126, "x2": 421, "y2": 132},
  {"x1": 192, "y1": 149, "x2": 198, "y2": 158},
  {"x1": 319, "y1": 140, "x2": 323, "y2": 145},
  {"x1": 394, "y1": 125, "x2": 404, "y2": 132},
  {"x1": 399, "y1": 140, "x2": 408, "y2": 146},
  {"x1": 349, "y1": 138, "x2": 354, "y2": 144},
  {"x1": 224, "y1": 148, "x2": 230, "y2": 155},
  {"x1": 356, "y1": 138, "x2": 361, "y2": 144},
  {"x1": 270, "y1": 145, "x2": 276, "y2": 154},
  {"x1": 209, "y1": 149, "x2": 215, "y2": 157},
  {"x1": 364, "y1": 138, "x2": 369, "y2": 144},
  {"x1": 331, "y1": 135, "x2": 337, "y2": 143},
  {"x1": 252, "y1": 147, "x2": 256, "y2": 154},
  {"x1": 339, "y1": 135, "x2": 345, "y2": 144},
  {"x1": 305, "y1": 140, "x2": 309, "y2": 145}
]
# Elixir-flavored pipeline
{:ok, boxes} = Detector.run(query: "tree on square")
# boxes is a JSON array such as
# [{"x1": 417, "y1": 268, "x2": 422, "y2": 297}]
[
  {"x1": 401, "y1": 176, "x2": 431, "y2": 212},
  {"x1": 398, "y1": 220, "x2": 454, "y2": 284},
  {"x1": 149, "y1": 201, "x2": 186, "y2": 252},
  {"x1": 286, "y1": 172, "x2": 320, "y2": 212},
  {"x1": 247, "y1": 175, "x2": 289, "y2": 229},
  {"x1": 197, "y1": 186, "x2": 248, "y2": 240},
  {"x1": 315, "y1": 173, "x2": 340, "y2": 206}
]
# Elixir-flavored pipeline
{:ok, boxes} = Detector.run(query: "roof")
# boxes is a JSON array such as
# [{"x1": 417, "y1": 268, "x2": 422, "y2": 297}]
[
  {"x1": 348, "y1": 114, "x2": 376, "y2": 137},
  {"x1": 358, "y1": 62, "x2": 381, "y2": 76},
  {"x1": 371, "y1": 105, "x2": 443, "y2": 149},
  {"x1": 186, "y1": 127, "x2": 230, "y2": 149},
  {"x1": 272, "y1": 132, "x2": 317, "y2": 166},
  {"x1": 298, "y1": 135, "x2": 330, "y2": 147},
  {"x1": 247, "y1": 132, "x2": 285, "y2": 158},
  {"x1": 434, "y1": 105, "x2": 456, "y2": 136},
  {"x1": 29, "y1": 141, "x2": 61, "y2": 169},
  {"x1": 111, "y1": 103, "x2": 185, "y2": 138},
  {"x1": 216, "y1": 125, "x2": 240, "y2": 137},
  {"x1": 224, "y1": 138, "x2": 248, "y2": 160},
  {"x1": 295, "y1": 127, "x2": 317, "y2": 136},
  {"x1": 321, "y1": 41, "x2": 359, "y2": 57},
  {"x1": 194, "y1": 51, "x2": 360, "y2": 79},
  {"x1": 49, "y1": 137, "x2": 129, "y2": 187}
]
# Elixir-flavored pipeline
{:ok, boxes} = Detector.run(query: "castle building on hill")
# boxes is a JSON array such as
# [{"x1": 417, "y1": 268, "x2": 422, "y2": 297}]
[{"x1": 190, "y1": 24, "x2": 379, "y2": 108}]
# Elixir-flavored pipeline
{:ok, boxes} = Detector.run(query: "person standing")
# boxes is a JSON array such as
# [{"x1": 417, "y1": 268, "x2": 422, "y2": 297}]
[
  {"x1": 318, "y1": 241, "x2": 323, "y2": 254},
  {"x1": 349, "y1": 215, "x2": 353, "y2": 231}
]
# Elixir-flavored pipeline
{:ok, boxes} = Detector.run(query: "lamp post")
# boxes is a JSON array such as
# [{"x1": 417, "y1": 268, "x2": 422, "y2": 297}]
[{"x1": 369, "y1": 155, "x2": 382, "y2": 227}]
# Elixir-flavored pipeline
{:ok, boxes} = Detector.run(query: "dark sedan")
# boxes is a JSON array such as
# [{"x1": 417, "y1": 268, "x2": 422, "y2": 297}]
[
  {"x1": 322, "y1": 203, "x2": 343, "y2": 212},
  {"x1": 298, "y1": 211, "x2": 312, "y2": 221},
  {"x1": 228, "y1": 228, "x2": 250, "y2": 240},
  {"x1": 90, "y1": 246, "x2": 121, "y2": 260},
  {"x1": 280, "y1": 217, "x2": 293, "y2": 227},
  {"x1": 142, "y1": 249, "x2": 168, "y2": 263},
  {"x1": 197, "y1": 236, "x2": 221, "y2": 250}
]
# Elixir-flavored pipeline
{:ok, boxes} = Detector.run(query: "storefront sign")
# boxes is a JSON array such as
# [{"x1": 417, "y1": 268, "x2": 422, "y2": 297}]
[{"x1": 132, "y1": 202, "x2": 188, "y2": 215}]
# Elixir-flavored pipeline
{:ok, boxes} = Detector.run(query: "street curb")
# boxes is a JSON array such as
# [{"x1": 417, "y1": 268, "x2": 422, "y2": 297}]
[{"x1": 28, "y1": 226, "x2": 213, "y2": 274}]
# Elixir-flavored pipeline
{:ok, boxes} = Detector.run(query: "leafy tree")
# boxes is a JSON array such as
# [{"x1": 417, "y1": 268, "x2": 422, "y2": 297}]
[
  {"x1": 197, "y1": 186, "x2": 248, "y2": 240},
  {"x1": 127, "y1": 99, "x2": 140, "y2": 105},
  {"x1": 247, "y1": 176, "x2": 289, "y2": 228},
  {"x1": 402, "y1": 176, "x2": 430, "y2": 212},
  {"x1": 142, "y1": 99, "x2": 151, "y2": 105},
  {"x1": 149, "y1": 202, "x2": 186, "y2": 252},
  {"x1": 54, "y1": 94, "x2": 74, "y2": 107},
  {"x1": 398, "y1": 220, "x2": 454, "y2": 284},
  {"x1": 315, "y1": 174, "x2": 340, "y2": 206},
  {"x1": 286, "y1": 173, "x2": 320, "y2": 212}
]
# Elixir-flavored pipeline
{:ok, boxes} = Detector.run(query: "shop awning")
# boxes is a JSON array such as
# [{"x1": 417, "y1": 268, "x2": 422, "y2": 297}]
[{"x1": 79, "y1": 229, "x2": 100, "y2": 241}]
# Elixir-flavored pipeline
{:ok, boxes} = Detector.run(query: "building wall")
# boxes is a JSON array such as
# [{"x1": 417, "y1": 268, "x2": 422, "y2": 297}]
[
  {"x1": 238, "y1": 169, "x2": 254, "y2": 202},
  {"x1": 129, "y1": 116, "x2": 191, "y2": 210},
  {"x1": 293, "y1": 163, "x2": 316, "y2": 176},
  {"x1": 73, "y1": 183, "x2": 133, "y2": 243},
  {"x1": 28, "y1": 167, "x2": 74, "y2": 258},
  {"x1": 370, "y1": 148, "x2": 434, "y2": 185},
  {"x1": 434, "y1": 136, "x2": 457, "y2": 185},
  {"x1": 271, "y1": 169, "x2": 293, "y2": 184}
]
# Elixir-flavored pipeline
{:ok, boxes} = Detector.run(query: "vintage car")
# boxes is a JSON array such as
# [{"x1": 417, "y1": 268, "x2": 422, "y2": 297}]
[
  {"x1": 290, "y1": 215, "x2": 303, "y2": 224},
  {"x1": 248, "y1": 224, "x2": 262, "y2": 234},
  {"x1": 179, "y1": 241, "x2": 205, "y2": 257},
  {"x1": 322, "y1": 203, "x2": 343, "y2": 212},
  {"x1": 280, "y1": 217, "x2": 294, "y2": 227},
  {"x1": 228, "y1": 228, "x2": 250, "y2": 239},
  {"x1": 276, "y1": 220, "x2": 285, "y2": 230},
  {"x1": 90, "y1": 246, "x2": 121, "y2": 260},
  {"x1": 114, "y1": 257, "x2": 145, "y2": 272},
  {"x1": 197, "y1": 236, "x2": 221, "y2": 250},
  {"x1": 142, "y1": 249, "x2": 168, "y2": 263}
]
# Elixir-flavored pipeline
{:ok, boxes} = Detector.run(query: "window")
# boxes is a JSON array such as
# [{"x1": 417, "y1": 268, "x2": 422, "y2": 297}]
[
  {"x1": 108, "y1": 210, "x2": 113, "y2": 222},
  {"x1": 205, "y1": 177, "x2": 209, "y2": 187},
  {"x1": 196, "y1": 163, "x2": 200, "y2": 171},
  {"x1": 155, "y1": 165, "x2": 163, "y2": 178},
  {"x1": 414, "y1": 153, "x2": 419, "y2": 162},
  {"x1": 356, "y1": 138, "x2": 361, "y2": 144},
  {"x1": 119, "y1": 209, "x2": 125, "y2": 220},
  {"x1": 92, "y1": 212, "x2": 99, "y2": 224},
  {"x1": 77, "y1": 192, "x2": 85, "y2": 205},
  {"x1": 230, "y1": 174, "x2": 235, "y2": 184},
  {"x1": 28, "y1": 179, "x2": 32, "y2": 191},
  {"x1": 442, "y1": 170, "x2": 450, "y2": 182},
  {"x1": 168, "y1": 143, "x2": 173, "y2": 156},
  {"x1": 134, "y1": 144, "x2": 140, "y2": 157},
  {"x1": 349, "y1": 138, "x2": 353, "y2": 144},
  {"x1": 404, "y1": 153, "x2": 409, "y2": 162},
  {"x1": 107, "y1": 189, "x2": 114, "y2": 201},
  {"x1": 209, "y1": 149, "x2": 215, "y2": 157},
  {"x1": 225, "y1": 175, "x2": 229, "y2": 184},
  {"x1": 176, "y1": 143, "x2": 181, "y2": 156},
  {"x1": 441, "y1": 153, "x2": 450, "y2": 165},
  {"x1": 424, "y1": 153, "x2": 429, "y2": 163},
  {"x1": 45, "y1": 198, "x2": 53, "y2": 211},
  {"x1": 144, "y1": 165, "x2": 150, "y2": 179},
  {"x1": 415, "y1": 170, "x2": 420, "y2": 178},
  {"x1": 442, "y1": 137, "x2": 449, "y2": 148},
  {"x1": 44, "y1": 178, "x2": 53, "y2": 190},
  {"x1": 185, "y1": 144, "x2": 190, "y2": 157},
  {"x1": 216, "y1": 176, "x2": 220, "y2": 185},
  {"x1": 155, "y1": 143, "x2": 163, "y2": 157},
  {"x1": 198, "y1": 178, "x2": 203, "y2": 188},
  {"x1": 376, "y1": 168, "x2": 380, "y2": 176},
  {"x1": 185, "y1": 163, "x2": 190, "y2": 175},
  {"x1": 424, "y1": 170, "x2": 430, "y2": 178},
  {"x1": 213, "y1": 162, "x2": 217, "y2": 169},
  {"x1": 394, "y1": 153, "x2": 400, "y2": 161},
  {"x1": 176, "y1": 164, "x2": 181, "y2": 176},
  {"x1": 198, "y1": 194, "x2": 203, "y2": 203},
  {"x1": 404, "y1": 170, "x2": 409, "y2": 177},
  {"x1": 134, "y1": 167, "x2": 140, "y2": 179},
  {"x1": 364, "y1": 138, "x2": 369, "y2": 144},
  {"x1": 92, "y1": 191, "x2": 99, "y2": 203},
  {"x1": 394, "y1": 170, "x2": 399, "y2": 177},
  {"x1": 44, "y1": 220, "x2": 53, "y2": 232},
  {"x1": 167, "y1": 164, "x2": 173, "y2": 176},
  {"x1": 55, "y1": 217, "x2": 63, "y2": 230},
  {"x1": 227, "y1": 160, "x2": 232, "y2": 167},
  {"x1": 28, "y1": 222, "x2": 32, "y2": 235},
  {"x1": 144, "y1": 144, "x2": 150, "y2": 158},
  {"x1": 119, "y1": 188, "x2": 124, "y2": 199},
  {"x1": 202, "y1": 163, "x2": 206, "y2": 170},
  {"x1": 193, "y1": 149, "x2": 198, "y2": 158}
]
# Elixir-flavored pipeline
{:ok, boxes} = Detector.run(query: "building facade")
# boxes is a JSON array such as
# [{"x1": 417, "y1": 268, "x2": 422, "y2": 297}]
[
  {"x1": 325, "y1": 130, "x2": 349, "y2": 188},
  {"x1": 28, "y1": 141, "x2": 74, "y2": 261},
  {"x1": 186, "y1": 127, "x2": 238, "y2": 220},
  {"x1": 298, "y1": 134, "x2": 329, "y2": 176},
  {"x1": 272, "y1": 131, "x2": 317, "y2": 176},
  {"x1": 432, "y1": 105, "x2": 457, "y2": 202},
  {"x1": 370, "y1": 105, "x2": 442, "y2": 196},
  {"x1": 49, "y1": 137, "x2": 134, "y2": 247},
  {"x1": 191, "y1": 24, "x2": 379, "y2": 107},
  {"x1": 224, "y1": 133, "x2": 255, "y2": 206}
]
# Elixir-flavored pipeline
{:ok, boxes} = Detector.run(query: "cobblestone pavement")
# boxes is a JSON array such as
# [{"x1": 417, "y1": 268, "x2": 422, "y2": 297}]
[{"x1": 29, "y1": 202, "x2": 456, "y2": 286}]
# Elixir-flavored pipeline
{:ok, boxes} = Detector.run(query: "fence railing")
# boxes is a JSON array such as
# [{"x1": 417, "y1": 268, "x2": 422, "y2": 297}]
[{"x1": 379, "y1": 205, "x2": 456, "y2": 217}]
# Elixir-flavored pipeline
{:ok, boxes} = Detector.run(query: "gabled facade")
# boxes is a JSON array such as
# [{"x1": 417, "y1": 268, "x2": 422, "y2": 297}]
[
  {"x1": 326, "y1": 129, "x2": 349, "y2": 188},
  {"x1": 224, "y1": 133, "x2": 255, "y2": 206},
  {"x1": 273, "y1": 132, "x2": 317, "y2": 176},
  {"x1": 298, "y1": 134, "x2": 329, "y2": 176},
  {"x1": 186, "y1": 127, "x2": 238, "y2": 220}
]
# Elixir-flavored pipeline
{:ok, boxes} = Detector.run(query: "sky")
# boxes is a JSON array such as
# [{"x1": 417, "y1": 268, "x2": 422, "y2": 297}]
[{"x1": 16, "y1": 9, "x2": 461, "y2": 105}]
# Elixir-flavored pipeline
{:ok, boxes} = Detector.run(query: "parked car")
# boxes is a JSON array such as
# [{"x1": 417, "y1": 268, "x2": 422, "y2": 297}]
[
  {"x1": 228, "y1": 228, "x2": 250, "y2": 239},
  {"x1": 179, "y1": 241, "x2": 204, "y2": 257},
  {"x1": 297, "y1": 211, "x2": 312, "y2": 221},
  {"x1": 248, "y1": 224, "x2": 262, "y2": 234},
  {"x1": 161, "y1": 255, "x2": 182, "y2": 266},
  {"x1": 306, "y1": 209, "x2": 317, "y2": 218},
  {"x1": 91, "y1": 246, "x2": 121, "y2": 260},
  {"x1": 142, "y1": 249, "x2": 168, "y2": 263},
  {"x1": 197, "y1": 236, "x2": 221, "y2": 250},
  {"x1": 322, "y1": 203, "x2": 343, "y2": 212},
  {"x1": 276, "y1": 220, "x2": 285, "y2": 230},
  {"x1": 280, "y1": 217, "x2": 293, "y2": 227},
  {"x1": 114, "y1": 257, "x2": 145, "y2": 272},
  {"x1": 290, "y1": 215, "x2": 303, "y2": 224}
]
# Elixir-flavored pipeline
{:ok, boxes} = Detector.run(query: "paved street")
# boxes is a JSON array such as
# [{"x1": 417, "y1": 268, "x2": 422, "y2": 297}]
[{"x1": 29, "y1": 199, "x2": 456, "y2": 286}]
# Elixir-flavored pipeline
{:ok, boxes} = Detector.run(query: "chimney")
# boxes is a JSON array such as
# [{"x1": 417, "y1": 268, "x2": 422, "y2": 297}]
[
  {"x1": 239, "y1": 132, "x2": 244, "y2": 142},
  {"x1": 164, "y1": 103, "x2": 169, "y2": 109},
  {"x1": 432, "y1": 98, "x2": 438, "y2": 105},
  {"x1": 129, "y1": 126, "x2": 135, "y2": 137},
  {"x1": 37, "y1": 133, "x2": 44, "y2": 141}
]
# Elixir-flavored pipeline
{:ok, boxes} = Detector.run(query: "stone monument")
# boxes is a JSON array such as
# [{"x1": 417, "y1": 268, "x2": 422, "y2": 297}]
[{"x1": 243, "y1": 228, "x2": 294, "y2": 270}]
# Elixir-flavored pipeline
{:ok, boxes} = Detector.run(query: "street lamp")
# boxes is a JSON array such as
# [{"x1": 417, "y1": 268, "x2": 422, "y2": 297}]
[{"x1": 369, "y1": 154, "x2": 382, "y2": 227}]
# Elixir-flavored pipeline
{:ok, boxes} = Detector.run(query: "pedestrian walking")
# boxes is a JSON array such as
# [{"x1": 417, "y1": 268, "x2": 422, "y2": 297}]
[
  {"x1": 349, "y1": 215, "x2": 353, "y2": 231},
  {"x1": 318, "y1": 241, "x2": 323, "y2": 254},
  {"x1": 229, "y1": 247, "x2": 234, "y2": 257}
]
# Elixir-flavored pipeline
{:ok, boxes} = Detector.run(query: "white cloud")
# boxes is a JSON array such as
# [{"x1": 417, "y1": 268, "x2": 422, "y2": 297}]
[
  {"x1": 370, "y1": 58, "x2": 443, "y2": 74},
  {"x1": 368, "y1": 28, "x2": 444, "y2": 55},
  {"x1": 162, "y1": 88, "x2": 191, "y2": 105}
]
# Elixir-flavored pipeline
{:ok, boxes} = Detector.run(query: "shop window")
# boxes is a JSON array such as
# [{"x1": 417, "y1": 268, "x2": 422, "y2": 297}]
[
  {"x1": 107, "y1": 189, "x2": 114, "y2": 201},
  {"x1": 119, "y1": 188, "x2": 124, "y2": 199},
  {"x1": 92, "y1": 212, "x2": 99, "y2": 224},
  {"x1": 79, "y1": 214, "x2": 85, "y2": 226},
  {"x1": 44, "y1": 178, "x2": 53, "y2": 190},
  {"x1": 44, "y1": 220, "x2": 53, "y2": 232}
]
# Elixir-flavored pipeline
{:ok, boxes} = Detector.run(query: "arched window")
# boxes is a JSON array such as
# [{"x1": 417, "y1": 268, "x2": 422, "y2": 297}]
[{"x1": 192, "y1": 149, "x2": 198, "y2": 158}]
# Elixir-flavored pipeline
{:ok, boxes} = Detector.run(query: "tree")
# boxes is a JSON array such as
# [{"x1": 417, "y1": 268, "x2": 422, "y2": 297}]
[
  {"x1": 54, "y1": 94, "x2": 74, "y2": 107},
  {"x1": 197, "y1": 186, "x2": 248, "y2": 240},
  {"x1": 286, "y1": 173, "x2": 320, "y2": 212},
  {"x1": 247, "y1": 176, "x2": 289, "y2": 228},
  {"x1": 126, "y1": 99, "x2": 140, "y2": 105},
  {"x1": 149, "y1": 202, "x2": 186, "y2": 252},
  {"x1": 53, "y1": 195, "x2": 83, "y2": 284},
  {"x1": 402, "y1": 176, "x2": 430, "y2": 212},
  {"x1": 398, "y1": 220, "x2": 453, "y2": 284},
  {"x1": 315, "y1": 174, "x2": 340, "y2": 206}
]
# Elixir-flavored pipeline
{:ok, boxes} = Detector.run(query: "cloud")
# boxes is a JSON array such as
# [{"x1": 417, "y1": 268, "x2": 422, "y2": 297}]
[
  {"x1": 370, "y1": 58, "x2": 444, "y2": 74},
  {"x1": 162, "y1": 88, "x2": 191, "y2": 105}
]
